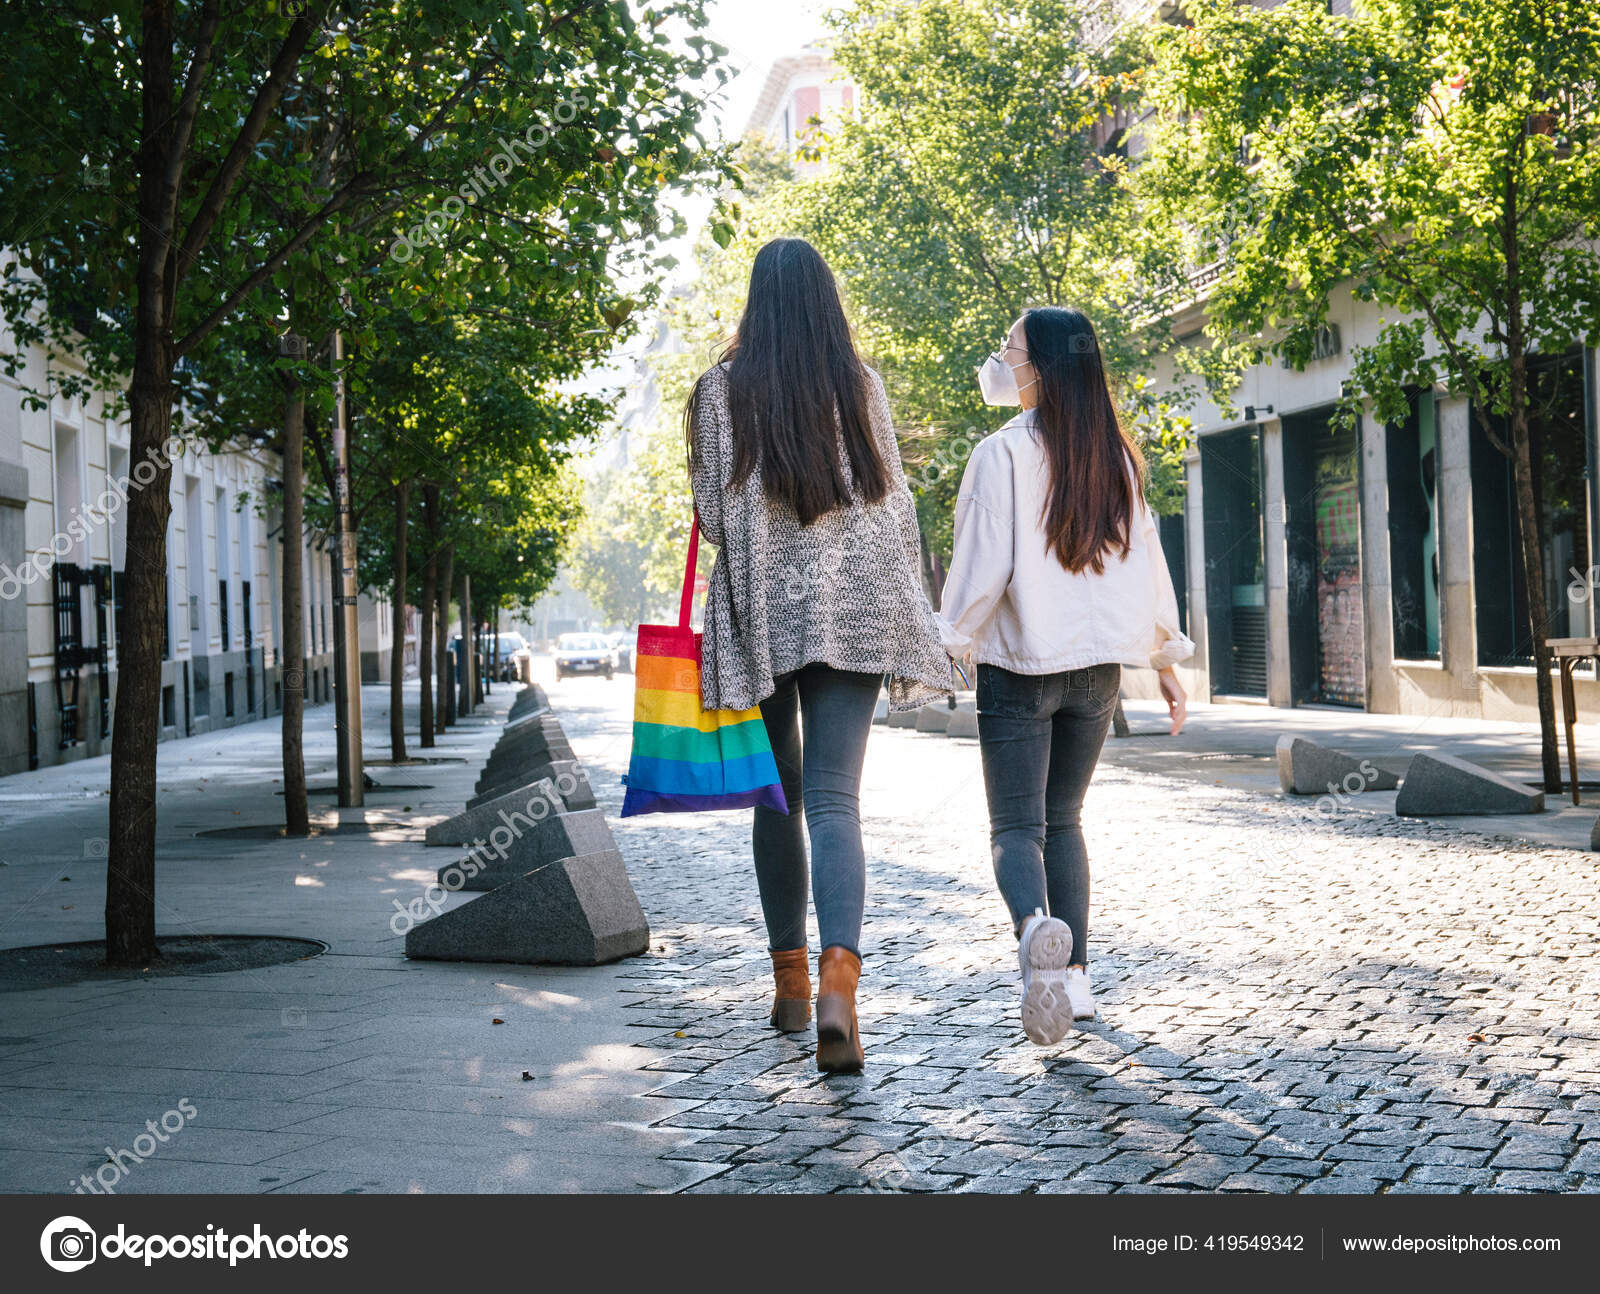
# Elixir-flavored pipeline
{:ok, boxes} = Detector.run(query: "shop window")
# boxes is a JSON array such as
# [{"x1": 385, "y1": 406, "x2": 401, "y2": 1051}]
[
  {"x1": 1387, "y1": 391, "x2": 1441, "y2": 660},
  {"x1": 1200, "y1": 427, "x2": 1266, "y2": 697},
  {"x1": 1472, "y1": 350, "x2": 1589, "y2": 666}
]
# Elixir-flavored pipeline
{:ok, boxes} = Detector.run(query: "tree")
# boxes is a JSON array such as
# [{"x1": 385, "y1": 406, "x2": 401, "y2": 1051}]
[
  {"x1": 1144, "y1": 0, "x2": 1600, "y2": 790},
  {"x1": 787, "y1": 0, "x2": 1191, "y2": 563},
  {"x1": 0, "y1": 0, "x2": 728, "y2": 964},
  {"x1": 345, "y1": 310, "x2": 596, "y2": 723},
  {"x1": 567, "y1": 469, "x2": 660, "y2": 625}
]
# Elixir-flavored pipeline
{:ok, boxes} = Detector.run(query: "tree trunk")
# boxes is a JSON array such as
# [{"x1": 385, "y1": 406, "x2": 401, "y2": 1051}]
[
  {"x1": 280, "y1": 388, "x2": 311, "y2": 836},
  {"x1": 1501, "y1": 166, "x2": 1562, "y2": 791},
  {"x1": 418, "y1": 535, "x2": 436, "y2": 750},
  {"x1": 459, "y1": 570, "x2": 474, "y2": 715},
  {"x1": 104, "y1": 0, "x2": 181, "y2": 968},
  {"x1": 438, "y1": 542, "x2": 455, "y2": 728},
  {"x1": 389, "y1": 477, "x2": 408, "y2": 762},
  {"x1": 487, "y1": 605, "x2": 498, "y2": 690},
  {"x1": 1509, "y1": 384, "x2": 1562, "y2": 791},
  {"x1": 473, "y1": 601, "x2": 485, "y2": 705},
  {"x1": 105, "y1": 344, "x2": 174, "y2": 966}
]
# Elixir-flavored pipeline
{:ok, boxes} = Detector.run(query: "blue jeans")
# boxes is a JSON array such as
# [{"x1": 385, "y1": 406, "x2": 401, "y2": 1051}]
[
  {"x1": 754, "y1": 664, "x2": 883, "y2": 957},
  {"x1": 977, "y1": 662, "x2": 1121, "y2": 965}
]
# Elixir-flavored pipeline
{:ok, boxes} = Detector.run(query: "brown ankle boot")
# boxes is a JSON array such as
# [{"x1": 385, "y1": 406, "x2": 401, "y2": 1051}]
[
  {"x1": 769, "y1": 948, "x2": 811, "y2": 1032},
  {"x1": 815, "y1": 946, "x2": 864, "y2": 1074}
]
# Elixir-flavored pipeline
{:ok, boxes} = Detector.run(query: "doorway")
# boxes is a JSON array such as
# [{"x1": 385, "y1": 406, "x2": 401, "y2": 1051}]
[
  {"x1": 1283, "y1": 409, "x2": 1364, "y2": 707},
  {"x1": 1201, "y1": 426, "x2": 1267, "y2": 697}
]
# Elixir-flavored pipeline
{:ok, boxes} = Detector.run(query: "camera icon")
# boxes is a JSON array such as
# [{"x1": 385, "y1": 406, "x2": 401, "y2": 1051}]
[
  {"x1": 281, "y1": 1006, "x2": 307, "y2": 1027},
  {"x1": 41, "y1": 1217, "x2": 97, "y2": 1271},
  {"x1": 84, "y1": 838, "x2": 109, "y2": 859}
]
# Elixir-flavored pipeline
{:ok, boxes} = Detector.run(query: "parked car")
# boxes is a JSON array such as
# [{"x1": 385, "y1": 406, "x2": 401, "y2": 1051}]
[
  {"x1": 554, "y1": 632, "x2": 613, "y2": 681},
  {"x1": 494, "y1": 632, "x2": 532, "y2": 683},
  {"x1": 607, "y1": 631, "x2": 633, "y2": 674}
]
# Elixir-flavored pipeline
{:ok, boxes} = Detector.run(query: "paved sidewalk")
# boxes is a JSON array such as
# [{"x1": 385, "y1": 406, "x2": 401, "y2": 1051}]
[
  {"x1": 0, "y1": 677, "x2": 714, "y2": 1194},
  {"x1": 1, "y1": 672, "x2": 1597, "y2": 1194}
]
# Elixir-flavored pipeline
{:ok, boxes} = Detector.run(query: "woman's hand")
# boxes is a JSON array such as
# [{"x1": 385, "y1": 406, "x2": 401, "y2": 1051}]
[{"x1": 1158, "y1": 666, "x2": 1187, "y2": 736}]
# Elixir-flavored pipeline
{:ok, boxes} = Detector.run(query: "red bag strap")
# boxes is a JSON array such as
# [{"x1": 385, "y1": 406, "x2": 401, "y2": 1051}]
[{"x1": 678, "y1": 513, "x2": 701, "y2": 630}]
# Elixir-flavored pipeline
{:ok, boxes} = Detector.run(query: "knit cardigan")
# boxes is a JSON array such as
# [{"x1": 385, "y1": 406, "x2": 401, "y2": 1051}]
[{"x1": 688, "y1": 362, "x2": 951, "y2": 713}]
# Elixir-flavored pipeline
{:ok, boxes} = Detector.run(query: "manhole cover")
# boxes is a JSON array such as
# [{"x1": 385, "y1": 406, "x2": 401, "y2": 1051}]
[
  {"x1": 0, "y1": 935, "x2": 327, "y2": 992},
  {"x1": 194, "y1": 822, "x2": 421, "y2": 841}
]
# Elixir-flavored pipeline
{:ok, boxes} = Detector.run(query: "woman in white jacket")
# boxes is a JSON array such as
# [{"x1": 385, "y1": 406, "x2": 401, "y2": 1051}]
[{"x1": 937, "y1": 306, "x2": 1193, "y2": 1046}]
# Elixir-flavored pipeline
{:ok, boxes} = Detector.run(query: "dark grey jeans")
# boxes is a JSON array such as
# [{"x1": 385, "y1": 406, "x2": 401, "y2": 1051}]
[
  {"x1": 976, "y1": 661, "x2": 1121, "y2": 966},
  {"x1": 754, "y1": 664, "x2": 884, "y2": 957}
]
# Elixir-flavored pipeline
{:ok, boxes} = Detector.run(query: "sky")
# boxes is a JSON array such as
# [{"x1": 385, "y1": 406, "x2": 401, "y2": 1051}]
[
  {"x1": 575, "y1": 0, "x2": 833, "y2": 402},
  {"x1": 649, "y1": 0, "x2": 833, "y2": 281}
]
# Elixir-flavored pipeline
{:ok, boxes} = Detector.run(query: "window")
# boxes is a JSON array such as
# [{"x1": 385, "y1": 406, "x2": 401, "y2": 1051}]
[
  {"x1": 1387, "y1": 391, "x2": 1441, "y2": 660},
  {"x1": 1200, "y1": 427, "x2": 1266, "y2": 697},
  {"x1": 215, "y1": 487, "x2": 230, "y2": 650},
  {"x1": 1471, "y1": 350, "x2": 1589, "y2": 666},
  {"x1": 1158, "y1": 512, "x2": 1188, "y2": 634}
]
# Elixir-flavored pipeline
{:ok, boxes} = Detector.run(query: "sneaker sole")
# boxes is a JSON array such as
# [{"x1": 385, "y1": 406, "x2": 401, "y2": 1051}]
[{"x1": 1020, "y1": 920, "x2": 1074, "y2": 1046}]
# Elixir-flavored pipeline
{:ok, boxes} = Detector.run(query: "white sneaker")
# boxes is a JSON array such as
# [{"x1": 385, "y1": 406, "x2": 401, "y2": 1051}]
[
  {"x1": 1064, "y1": 967, "x2": 1096, "y2": 1021},
  {"x1": 1017, "y1": 910, "x2": 1074, "y2": 1046}
]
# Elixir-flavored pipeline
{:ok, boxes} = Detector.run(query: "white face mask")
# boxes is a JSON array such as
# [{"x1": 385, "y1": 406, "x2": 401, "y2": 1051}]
[{"x1": 976, "y1": 350, "x2": 1036, "y2": 406}]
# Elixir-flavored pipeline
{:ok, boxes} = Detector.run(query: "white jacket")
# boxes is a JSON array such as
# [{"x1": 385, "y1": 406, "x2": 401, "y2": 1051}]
[{"x1": 936, "y1": 410, "x2": 1194, "y2": 675}]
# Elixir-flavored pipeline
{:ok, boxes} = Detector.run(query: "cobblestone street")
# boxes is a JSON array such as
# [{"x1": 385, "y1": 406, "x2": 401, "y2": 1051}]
[{"x1": 551, "y1": 681, "x2": 1600, "y2": 1195}]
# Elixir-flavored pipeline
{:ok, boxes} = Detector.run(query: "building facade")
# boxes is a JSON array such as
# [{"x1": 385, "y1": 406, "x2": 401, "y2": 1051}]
[
  {"x1": 0, "y1": 331, "x2": 395, "y2": 776},
  {"x1": 1135, "y1": 283, "x2": 1600, "y2": 726},
  {"x1": 744, "y1": 44, "x2": 856, "y2": 175}
]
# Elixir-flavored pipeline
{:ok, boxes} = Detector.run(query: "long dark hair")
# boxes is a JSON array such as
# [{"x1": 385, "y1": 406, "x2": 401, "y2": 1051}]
[
  {"x1": 1025, "y1": 306, "x2": 1144, "y2": 575},
  {"x1": 686, "y1": 237, "x2": 887, "y2": 526}
]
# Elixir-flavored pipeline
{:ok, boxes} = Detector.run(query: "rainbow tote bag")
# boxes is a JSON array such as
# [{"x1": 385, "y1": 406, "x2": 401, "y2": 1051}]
[{"x1": 620, "y1": 518, "x2": 788, "y2": 817}]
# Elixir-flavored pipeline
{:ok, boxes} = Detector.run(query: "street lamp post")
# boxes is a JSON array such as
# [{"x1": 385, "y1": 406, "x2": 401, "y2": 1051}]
[{"x1": 331, "y1": 325, "x2": 364, "y2": 808}]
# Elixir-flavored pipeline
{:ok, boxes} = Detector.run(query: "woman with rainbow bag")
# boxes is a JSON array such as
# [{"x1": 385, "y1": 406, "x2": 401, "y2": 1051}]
[{"x1": 670, "y1": 237, "x2": 948, "y2": 1074}]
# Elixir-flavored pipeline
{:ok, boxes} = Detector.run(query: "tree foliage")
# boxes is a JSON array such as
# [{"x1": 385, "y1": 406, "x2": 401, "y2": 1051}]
[
  {"x1": 786, "y1": 0, "x2": 1191, "y2": 552},
  {"x1": 0, "y1": 0, "x2": 731, "y2": 962},
  {"x1": 1143, "y1": 0, "x2": 1600, "y2": 787}
]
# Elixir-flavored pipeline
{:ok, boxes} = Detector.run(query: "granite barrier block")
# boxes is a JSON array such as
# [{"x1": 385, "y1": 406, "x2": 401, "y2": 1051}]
[
  {"x1": 1276, "y1": 735, "x2": 1400, "y2": 796},
  {"x1": 885, "y1": 708, "x2": 918, "y2": 728},
  {"x1": 436, "y1": 808, "x2": 618, "y2": 891},
  {"x1": 481, "y1": 734, "x2": 575, "y2": 778},
  {"x1": 946, "y1": 709, "x2": 980, "y2": 738},
  {"x1": 507, "y1": 684, "x2": 549, "y2": 720},
  {"x1": 405, "y1": 850, "x2": 648, "y2": 965},
  {"x1": 1394, "y1": 752, "x2": 1544, "y2": 816},
  {"x1": 915, "y1": 704, "x2": 953, "y2": 733},
  {"x1": 426, "y1": 777, "x2": 597, "y2": 847},
  {"x1": 476, "y1": 734, "x2": 577, "y2": 790},
  {"x1": 500, "y1": 709, "x2": 563, "y2": 739},
  {"x1": 466, "y1": 759, "x2": 583, "y2": 809},
  {"x1": 469, "y1": 760, "x2": 587, "y2": 808}
]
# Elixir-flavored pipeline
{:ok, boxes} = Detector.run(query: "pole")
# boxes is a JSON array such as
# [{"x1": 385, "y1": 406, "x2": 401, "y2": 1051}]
[{"x1": 332, "y1": 325, "x2": 364, "y2": 807}]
